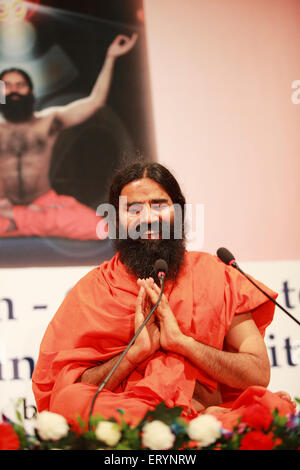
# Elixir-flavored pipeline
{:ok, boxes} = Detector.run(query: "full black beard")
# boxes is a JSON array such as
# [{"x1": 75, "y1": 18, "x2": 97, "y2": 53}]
[
  {"x1": 115, "y1": 236, "x2": 186, "y2": 284},
  {"x1": 0, "y1": 93, "x2": 35, "y2": 123}
]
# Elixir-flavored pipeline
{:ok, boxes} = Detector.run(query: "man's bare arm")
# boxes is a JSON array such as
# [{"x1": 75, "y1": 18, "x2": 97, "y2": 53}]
[
  {"x1": 78, "y1": 353, "x2": 136, "y2": 391},
  {"x1": 139, "y1": 278, "x2": 270, "y2": 391},
  {"x1": 177, "y1": 312, "x2": 271, "y2": 390},
  {"x1": 40, "y1": 34, "x2": 137, "y2": 128}
]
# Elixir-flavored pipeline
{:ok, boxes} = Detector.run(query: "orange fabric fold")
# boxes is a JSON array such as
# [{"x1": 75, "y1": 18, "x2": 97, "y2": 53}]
[
  {"x1": 207, "y1": 386, "x2": 296, "y2": 431},
  {"x1": 32, "y1": 251, "x2": 279, "y2": 428},
  {"x1": 0, "y1": 190, "x2": 106, "y2": 240}
]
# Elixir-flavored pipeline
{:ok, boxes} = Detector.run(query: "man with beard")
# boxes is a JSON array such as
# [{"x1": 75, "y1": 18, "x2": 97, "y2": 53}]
[
  {"x1": 32, "y1": 162, "x2": 295, "y2": 432},
  {"x1": 0, "y1": 33, "x2": 137, "y2": 240}
]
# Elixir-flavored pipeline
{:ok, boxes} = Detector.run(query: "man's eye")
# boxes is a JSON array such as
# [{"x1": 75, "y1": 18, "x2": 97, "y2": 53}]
[
  {"x1": 128, "y1": 205, "x2": 141, "y2": 214},
  {"x1": 152, "y1": 204, "x2": 168, "y2": 211}
]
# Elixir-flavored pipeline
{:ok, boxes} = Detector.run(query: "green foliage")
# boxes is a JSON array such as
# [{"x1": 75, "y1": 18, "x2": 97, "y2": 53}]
[
  {"x1": 141, "y1": 402, "x2": 183, "y2": 427},
  {"x1": 3, "y1": 399, "x2": 300, "y2": 451}
]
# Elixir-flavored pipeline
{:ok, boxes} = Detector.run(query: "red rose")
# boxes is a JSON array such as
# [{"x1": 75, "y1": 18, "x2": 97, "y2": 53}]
[
  {"x1": 241, "y1": 404, "x2": 273, "y2": 431},
  {"x1": 240, "y1": 430, "x2": 273, "y2": 450},
  {"x1": 0, "y1": 423, "x2": 20, "y2": 450}
]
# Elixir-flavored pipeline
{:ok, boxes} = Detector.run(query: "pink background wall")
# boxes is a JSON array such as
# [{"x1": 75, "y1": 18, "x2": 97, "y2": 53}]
[{"x1": 144, "y1": 0, "x2": 300, "y2": 262}]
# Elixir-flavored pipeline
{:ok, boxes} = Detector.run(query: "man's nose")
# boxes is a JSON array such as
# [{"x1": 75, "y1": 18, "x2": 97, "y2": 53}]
[
  {"x1": 7, "y1": 84, "x2": 18, "y2": 94},
  {"x1": 139, "y1": 204, "x2": 159, "y2": 224}
]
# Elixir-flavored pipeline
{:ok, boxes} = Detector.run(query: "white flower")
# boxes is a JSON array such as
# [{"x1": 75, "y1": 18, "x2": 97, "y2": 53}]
[
  {"x1": 187, "y1": 414, "x2": 221, "y2": 447},
  {"x1": 95, "y1": 421, "x2": 121, "y2": 447},
  {"x1": 35, "y1": 411, "x2": 69, "y2": 441},
  {"x1": 142, "y1": 420, "x2": 175, "y2": 450}
]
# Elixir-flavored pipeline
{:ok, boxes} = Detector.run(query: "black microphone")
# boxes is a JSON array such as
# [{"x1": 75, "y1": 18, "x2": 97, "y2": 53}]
[
  {"x1": 217, "y1": 247, "x2": 300, "y2": 327},
  {"x1": 88, "y1": 259, "x2": 169, "y2": 430},
  {"x1": 154, "y1": 259, "x2": 168, "y2": 283}
]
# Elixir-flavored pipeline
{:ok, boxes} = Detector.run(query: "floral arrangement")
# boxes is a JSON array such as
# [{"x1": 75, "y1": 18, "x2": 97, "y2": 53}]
[{"x1": 1, "y1": 400, "x2": 299, "y2": 451}]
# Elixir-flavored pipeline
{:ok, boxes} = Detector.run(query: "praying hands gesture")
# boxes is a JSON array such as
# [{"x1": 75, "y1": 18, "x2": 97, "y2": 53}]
[
  {"x1": 127, "y1": 277, "x2": 186, "y2": 364},
  {"x1": 126, "y1": 283, "x2": 160, "y2": 364},
  {"x1": 137, "y1": 278, "x2": 185, "y2": 353}
]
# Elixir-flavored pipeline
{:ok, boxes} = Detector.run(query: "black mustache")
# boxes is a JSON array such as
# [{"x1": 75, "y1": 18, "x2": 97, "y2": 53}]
[
  {"x1": 7, "y1": 93, "x2": 22, "y2": 99},
  {"x1": 136, "y1": 221, "x2": 167, "y2": 234}
]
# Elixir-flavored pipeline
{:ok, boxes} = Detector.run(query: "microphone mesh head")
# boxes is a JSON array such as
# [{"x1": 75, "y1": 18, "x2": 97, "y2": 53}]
[
  {"x1": 216, "y1": 247, "x2": 235, "y2": 266},
  {"x1": 154, "y1": 259, "x2": 168, "y2": 276}
]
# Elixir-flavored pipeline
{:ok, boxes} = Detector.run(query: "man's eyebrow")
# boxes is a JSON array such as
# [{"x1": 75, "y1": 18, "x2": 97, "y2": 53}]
[
  {"x1": 126, "y1": 198, "x2": 169, "y2": 207},
  {"x1": 150, "y1": 199, "x2": 169, "y2": 204},
  {"x1": 5, "y1": 80, "x2": 26, "y2": 85},
  {"x1": 126, "y1": 201, "x2": 143, "y2": 207}
]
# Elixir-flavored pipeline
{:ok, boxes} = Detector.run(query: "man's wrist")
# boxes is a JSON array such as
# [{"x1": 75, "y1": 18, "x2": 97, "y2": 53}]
[
  {"x1": 125, "y1": 352, "x2": 137, "y2": 367},
  {"x1": 126, "y1": 347, "x2": 144, "y2": 366},
  {"x1": 105, "y1": 53, "x2": 117, "y2": 63},
  {"x1": 176, "y1": 333, "x2": 195, "y2": 357}
]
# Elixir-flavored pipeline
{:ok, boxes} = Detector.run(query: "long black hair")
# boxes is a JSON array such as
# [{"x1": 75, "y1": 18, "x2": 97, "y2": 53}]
[{"x1": 109, "y1": 161, "x2": 186, "y2": 217}]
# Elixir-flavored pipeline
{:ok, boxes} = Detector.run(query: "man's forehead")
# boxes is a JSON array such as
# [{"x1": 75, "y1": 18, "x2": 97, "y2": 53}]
[
  {"x1": 2, "y1": 72, "x2": 27, "y2": 83},
  {"x1": 120, "y1": 177, "x2": 172, "y2": 202}
]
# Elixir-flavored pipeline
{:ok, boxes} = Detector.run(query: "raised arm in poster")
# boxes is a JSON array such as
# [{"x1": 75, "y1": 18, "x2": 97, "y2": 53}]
[{"x1": 0, "y1": 34, "x2": 137, "y2": 241}]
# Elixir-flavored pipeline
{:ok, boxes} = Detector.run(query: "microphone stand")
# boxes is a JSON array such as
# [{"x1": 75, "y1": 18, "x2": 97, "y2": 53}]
[
  {"x1": 88, "y1": 275, "x2": 166, "y2": 430},
  {"x1": 231, "y1": 261, "x2": 300, "y2": 327}
]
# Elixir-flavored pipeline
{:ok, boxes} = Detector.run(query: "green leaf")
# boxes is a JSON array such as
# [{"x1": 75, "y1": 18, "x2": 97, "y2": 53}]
[
  {"x1": 222, "y1": 433, "x2": 241, "y2": 450},
  {"x1": 75, "y1": 414, "x2": 86, "y2": 431},
  {"x1": 115, "y1": 442, "x2": 132, "y2": 450},
  {"x1": 141, "y1": 402, "x2": 183, "y2": 426},
  {"x1": 273, "y1": 413, "x2": 287, "y2": 429},
  {"x1": 89, "y1": 413, "x2": 106, "y2": 429},
  {"x1": 11, "y1": 422, "x2": 34, "y2": 449},
  {"x1": 122, "y1": 426, "x2": 141, "y2": 450}
]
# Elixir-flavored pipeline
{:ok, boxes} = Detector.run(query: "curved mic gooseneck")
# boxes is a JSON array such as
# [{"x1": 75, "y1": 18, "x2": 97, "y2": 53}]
[
  {"x1": 217, "y1": 247, "x2": 300, "y2": 327},
  {"x1": 88, "y1": 259, "x2": 168, "y2": 430}
]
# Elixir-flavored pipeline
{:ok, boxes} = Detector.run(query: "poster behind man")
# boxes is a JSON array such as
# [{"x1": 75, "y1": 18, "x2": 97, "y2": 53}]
[{"x1": 0, "y1": 0, "x2": 156, "y2": 267}]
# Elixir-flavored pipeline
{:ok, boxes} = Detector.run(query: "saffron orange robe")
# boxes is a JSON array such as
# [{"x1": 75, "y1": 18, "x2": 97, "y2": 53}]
[
  {"x1": 0, "y1": 190, "x2": 108, "y2": 240},
  {"x1": 32, "y1": 251, "x2": 295, "y2": 430}
]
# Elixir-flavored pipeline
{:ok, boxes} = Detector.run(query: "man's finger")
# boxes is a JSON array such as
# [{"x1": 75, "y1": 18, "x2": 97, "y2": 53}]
[
  {"x1": 114, "y1": 34, "x2": 137, "y2": 48},
  {"x1": 141, "y1": 280, "x2": 160, "y2": 305},
  {"x1": 135, "y1": 288, "x2": 149, "y2": 325},
  {"x1": 114, "y1": 34, "x2": 130, "y2": 43},
  {"x1": 145, "y1": 279, "x2": 166, "y2": 301},
  {"x1": 135, "y1": 286, "x2": 145, "y2": 313},
  {"x1": 135, "y1": 312, "x2": 147, "y2": 335}
]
